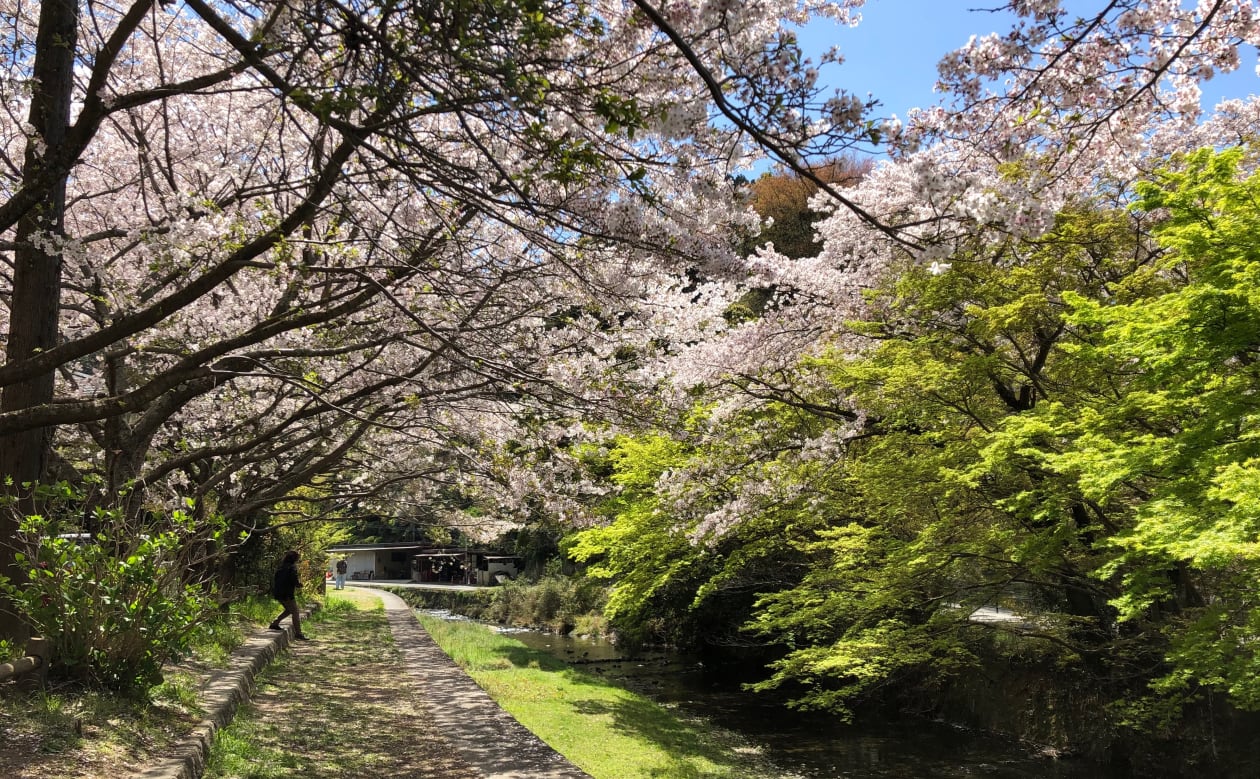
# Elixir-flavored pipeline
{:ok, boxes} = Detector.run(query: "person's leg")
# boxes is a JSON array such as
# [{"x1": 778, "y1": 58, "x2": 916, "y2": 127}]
[
  {"x1": 289, "y1": 600, "x2": 305, "y2": 638},
  {"x1": 269, "y1": 599, "x2": 296, "y2": 629}
]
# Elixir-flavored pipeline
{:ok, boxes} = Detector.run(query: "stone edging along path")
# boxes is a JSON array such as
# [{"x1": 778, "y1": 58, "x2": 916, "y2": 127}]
[
  {"x1": 129, "y1": 605, "x2": 318, "y2": 779},
  {"x1": 131, "y1": 589, "x2": 591, "y2": 779}
]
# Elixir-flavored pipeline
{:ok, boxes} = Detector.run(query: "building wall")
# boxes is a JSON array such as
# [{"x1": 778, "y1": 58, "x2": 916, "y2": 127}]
[
  {"x1": 329, "y1": 549, "x2": 416, "y2": 579},
  {"x1": 379, "y1": 549, "x2": 413, "y2": 578},
  {"x1": 330, "y1": 551, "x2": 380, "y2": 580}
]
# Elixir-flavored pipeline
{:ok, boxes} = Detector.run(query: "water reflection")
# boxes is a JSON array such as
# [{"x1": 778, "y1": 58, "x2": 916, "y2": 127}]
[{"x1": 423, "y1": 611, "x2": 1121, "y2": 778}]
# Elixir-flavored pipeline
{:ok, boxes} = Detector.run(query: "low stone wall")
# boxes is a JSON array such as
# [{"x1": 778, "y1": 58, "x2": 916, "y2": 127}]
[{"x1": 383, "y1": 585, "x2": 496, "y2": 619}]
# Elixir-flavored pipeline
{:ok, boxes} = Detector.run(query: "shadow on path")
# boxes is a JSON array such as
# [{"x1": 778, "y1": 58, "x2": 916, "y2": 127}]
[
  {"x1": 373, "y1": 586, "x2": 592, "y2": 779},
  {"x1": 201, "y1": 602, "x2": 475, "y2": 779}
]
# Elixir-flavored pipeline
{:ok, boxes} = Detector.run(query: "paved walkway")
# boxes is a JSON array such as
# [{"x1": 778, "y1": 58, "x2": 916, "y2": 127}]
[
  {"x1": 374, "y1": 587, "x2": 591, "y2": 779},
  {"x1": 135, "y1": 587, "x2": 591, "y2": 779}
]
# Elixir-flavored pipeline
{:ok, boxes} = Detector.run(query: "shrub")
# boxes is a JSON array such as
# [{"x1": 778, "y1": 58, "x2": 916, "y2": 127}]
[
  {"x1": 388, "y1": 586, "x2": 495, "y2": 619},
  {"x1": 386, "y1": 574, "x2": 608, "y2": 636},
  {"x1": 485, "y1": 574, "x2": 606, "y2": 633},
  {"x1": 1, "y1": 506, "x2": 224, "y2": 694}
]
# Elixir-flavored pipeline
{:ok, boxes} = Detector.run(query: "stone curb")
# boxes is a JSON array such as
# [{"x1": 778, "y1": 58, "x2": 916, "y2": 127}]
[{"x1": 130, "y1": 605, "x2": 318, "y2": 779}]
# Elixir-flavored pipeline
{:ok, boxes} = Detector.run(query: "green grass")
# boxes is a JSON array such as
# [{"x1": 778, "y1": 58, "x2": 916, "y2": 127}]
[
  {"x1": 203, "y1": 593, "x2": 368, "y2": 778},
  {"x1": 0, "y1": 684, "x2": 205, "y2": 773},
  {"x1": 0, "y1": 596, "x2": 270, "y2": 776},
  {"x1": 228, "y1": 594, "x2": 282, "y2": 627},
  {"x1": 417, "y1": 614, "x2": 784, "y2": 779},
  {"x1": 204, "y1": 711, "x2": 304, "y2": 779}
]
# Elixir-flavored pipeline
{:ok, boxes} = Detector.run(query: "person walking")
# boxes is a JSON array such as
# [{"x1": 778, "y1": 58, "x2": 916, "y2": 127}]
[
  {"x1": 334, "y1": 557, "x2": 348, "y2": 590},
  {"x1": 269, "y1": 549, "x2": 309, "y2": 639}
]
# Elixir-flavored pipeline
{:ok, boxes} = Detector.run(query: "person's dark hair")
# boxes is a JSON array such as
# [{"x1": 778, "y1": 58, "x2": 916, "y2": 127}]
[{"x1": 281, "y1": 550, "x2": 300, "y2": 566}]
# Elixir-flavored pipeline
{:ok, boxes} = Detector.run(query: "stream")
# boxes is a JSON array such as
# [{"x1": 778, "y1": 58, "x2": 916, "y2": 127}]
[{"x1": 421, "y1": 611, "x2": 1125, "y2": 778}]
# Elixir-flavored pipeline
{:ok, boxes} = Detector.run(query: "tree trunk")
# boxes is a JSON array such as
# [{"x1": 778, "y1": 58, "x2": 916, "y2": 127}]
[{"x1": 0, "y1": 0, "x2": 78, "y2": 641}]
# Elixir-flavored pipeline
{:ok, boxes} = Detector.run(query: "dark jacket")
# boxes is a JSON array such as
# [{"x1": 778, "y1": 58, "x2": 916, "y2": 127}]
[{"x1": 272, "y1": 562, "x2": 300, "y2": 600}]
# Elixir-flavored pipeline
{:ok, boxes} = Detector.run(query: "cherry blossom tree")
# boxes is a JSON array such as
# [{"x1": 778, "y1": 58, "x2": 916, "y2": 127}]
[
  {"x1": 0, "y1": 0, "x2": 895, "y2": 643},
  {"x1": 462, "y1": 0, "x2": 1260, "y2": 526}
]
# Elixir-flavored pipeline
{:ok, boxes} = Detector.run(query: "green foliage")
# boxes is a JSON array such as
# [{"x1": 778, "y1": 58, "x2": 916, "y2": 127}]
[
  {"x1": 388, "y1": 585, "x2": 497, "y2": 620},
  {"x1": 499, "y1": 523, "x2": 567, "y2": 576},
  {"x1": 0, "y1": 640, "x2": 20, "y2": 667},
  {"x1": 227, "y1": 594, "x2": 283, "y2": 631},
  {"x1": 228, "y1": 485, "x2": 354, "y2": 595},
  {"x1": 1, "y1": 503, "x2": 225, "y2": 694},
  {"x1": 551, "y1": 146, "x2": 1260, "y2": 735},
  {"x1": 566, "y1": 400, "x2": 839, "y2": 652},
  {"x1": 565, "y1": 431, "x2": 722, "y2": 647},
  {"x1": 754, "y1": 144, "x2": 1260, "y2": 724},
  {"x1": 387, "y1": 576, "x2": 606, "y2": 636},
  {"x1": 567, "y1": 435, "x2": 685, "y2": 605},
  {"x1": 484, "y1": 572, "x2": 606, "y2": 633},
  {"x1": 1031, "y1": 147, "x2": 1260, "y2": 715},
  {"x1": 335, "y1": 513, "x2": 446, "y2": 545},
  {"x1": 700, "y1": 201, "x2": 1157, "y2": 716}
]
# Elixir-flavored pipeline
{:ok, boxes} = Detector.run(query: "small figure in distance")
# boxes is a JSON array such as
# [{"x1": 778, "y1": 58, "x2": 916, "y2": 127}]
[
  {"x1": 269, "y1": 549, "x2": 309, "y2": 640},
  {"x1": 334, "y1": 556, "x2": 348, "y2": 590}
]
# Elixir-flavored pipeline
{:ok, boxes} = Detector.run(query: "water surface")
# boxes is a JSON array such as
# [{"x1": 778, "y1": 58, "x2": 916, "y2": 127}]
[{"x1": 427, "y1": 612, "x2": 1122, "y2": 778}]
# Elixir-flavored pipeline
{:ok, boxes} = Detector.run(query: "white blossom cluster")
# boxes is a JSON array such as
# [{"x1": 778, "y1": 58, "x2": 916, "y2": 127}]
[
  {"x1": 550, "y1": 0, "x2": 1260, "y2": 545},
  {"x1": 1, "y1": 0, "x2": 1256, "y2": 544}
]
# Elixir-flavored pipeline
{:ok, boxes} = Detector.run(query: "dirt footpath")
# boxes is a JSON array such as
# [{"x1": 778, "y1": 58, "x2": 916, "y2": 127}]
[{"x1": 190, "y1": 586, "x2": 589, "y2": 779}]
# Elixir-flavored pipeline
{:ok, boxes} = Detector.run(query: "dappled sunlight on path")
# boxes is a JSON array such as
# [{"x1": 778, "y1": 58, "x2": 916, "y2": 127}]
[
  {"x1": 374, "y1": 587, "x2": 592, "y2": 779},
  {"x1": 204, "y1": 596, "x2": 475, "y2": 778}
]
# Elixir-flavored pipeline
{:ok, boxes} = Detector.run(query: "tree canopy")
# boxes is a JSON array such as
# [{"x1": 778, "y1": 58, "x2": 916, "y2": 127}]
[
  {"x1": 5, "y1": 3, "x2": 1260, "y2": 745},
  {"x1": 0, "y1": 0, "x2": 875, "y2": 638}
]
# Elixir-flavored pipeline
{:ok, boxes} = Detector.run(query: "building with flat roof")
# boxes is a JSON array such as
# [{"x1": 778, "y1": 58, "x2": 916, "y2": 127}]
[
  {"x1": 326, "y1": 543, "x2": 523, "y2": 585},
  {"x1": 325, "y1": 542, "x2": 426, "y2": 580}
]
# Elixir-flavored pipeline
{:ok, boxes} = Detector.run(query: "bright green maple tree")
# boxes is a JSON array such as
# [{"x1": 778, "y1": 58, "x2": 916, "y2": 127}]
[
  {"x1": 1024, "y1": 147, "x2": 1260, "y2": 717},
  {"x1": 745, "y1": 204, "x2": 1161, "y2": 716},
  {"x1": 752, "y1": 149, "x2": 1260, "y2": 722},
  {"x1": 568, "y1": 145, "x2": 1260, "y2": 731}
]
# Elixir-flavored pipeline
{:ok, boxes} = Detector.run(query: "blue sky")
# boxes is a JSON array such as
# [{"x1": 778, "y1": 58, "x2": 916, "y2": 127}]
[{"x1": 797, "y1": 0, "x2": 1260, "y2": 121}]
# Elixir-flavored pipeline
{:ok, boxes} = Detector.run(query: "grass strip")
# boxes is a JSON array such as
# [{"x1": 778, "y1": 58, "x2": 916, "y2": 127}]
[{"x1": 417, "y1": 614, "x2": 786, "y2": 779}]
